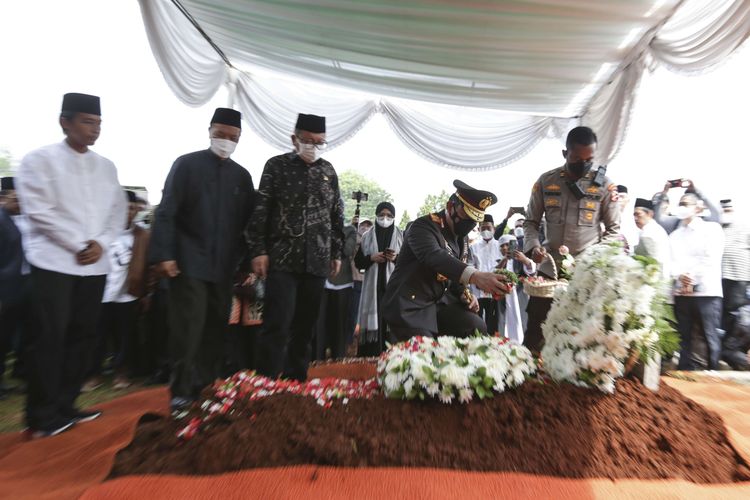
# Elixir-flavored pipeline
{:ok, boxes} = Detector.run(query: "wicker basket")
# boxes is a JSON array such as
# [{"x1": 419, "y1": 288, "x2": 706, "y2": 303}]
[{"x1": 523, "y1": 254, "x2": 568, "y2": 298}]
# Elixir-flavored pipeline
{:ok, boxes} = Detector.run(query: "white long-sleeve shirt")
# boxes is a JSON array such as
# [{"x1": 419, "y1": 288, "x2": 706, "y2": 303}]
[
  {"x1": 669, "y1": 217, "x2": 724, "y2": 298},
  {"x1": 470, "y1": 238, "x2": 502, "y2": 298},
  {"x1": 16, "y1": 141, "x2": 126, "y2": 276},
  {"x1": 635, "y1": 218, "x2": 671, "y2": 281}
]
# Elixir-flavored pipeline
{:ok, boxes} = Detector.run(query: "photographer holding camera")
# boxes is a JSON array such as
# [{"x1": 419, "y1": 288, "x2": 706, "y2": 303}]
[
  {"x1": 522, "y1": 126, "x2": 621, "y2": 353},
  {"x1": 653, "y1": 179, "x2": 722, "y2": 235}
]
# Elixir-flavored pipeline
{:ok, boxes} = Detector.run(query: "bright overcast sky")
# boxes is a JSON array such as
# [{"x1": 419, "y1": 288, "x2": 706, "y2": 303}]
[{"x1": 1, "y1": 0, "x2": 749, "y2": 223}]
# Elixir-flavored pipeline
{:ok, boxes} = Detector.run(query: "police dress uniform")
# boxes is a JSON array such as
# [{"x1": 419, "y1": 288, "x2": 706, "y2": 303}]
[
  {"x1": 522, "y1": 165, "x2": 621, "y2": 352},
  {"x1": 383, "y1": 181, "x2": 497, "y2": 340}
]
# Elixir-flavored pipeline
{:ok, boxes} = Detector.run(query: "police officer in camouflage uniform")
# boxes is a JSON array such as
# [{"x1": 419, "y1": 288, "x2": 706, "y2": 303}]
[
  {"x1": 249, "y1": 113, "x2": 345, "y2": 381},
  {"x1": 523, "y1": 126, "x2": 621, "y2": 352}
]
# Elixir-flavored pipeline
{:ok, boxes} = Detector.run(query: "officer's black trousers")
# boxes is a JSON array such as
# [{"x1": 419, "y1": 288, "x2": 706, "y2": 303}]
[
  {"x1": 25, "y1": 267, "x2": 105, "y2": 429},
  {"x1": 256, "y1": 271, "x2": 325, "y2": 381},
  {"x1": 389, "y1": 303, "x2": 487, "y2": 341},
  {"x1": 168, "y1": 274, "x2": 232, "y2": 400},
  {"x1": 523, "y1": 296, "x2": 553, "y2": 353}
]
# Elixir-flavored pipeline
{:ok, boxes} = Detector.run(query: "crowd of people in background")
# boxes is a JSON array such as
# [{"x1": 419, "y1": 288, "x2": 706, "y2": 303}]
[{"x1": 0, "y1": 94, "x2": 748, "y2": 439}]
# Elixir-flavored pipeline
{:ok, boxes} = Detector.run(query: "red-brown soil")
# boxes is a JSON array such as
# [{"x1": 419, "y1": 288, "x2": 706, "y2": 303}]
[{"x1": 110, "y1": 376, "x2": 750, "y2": 483}]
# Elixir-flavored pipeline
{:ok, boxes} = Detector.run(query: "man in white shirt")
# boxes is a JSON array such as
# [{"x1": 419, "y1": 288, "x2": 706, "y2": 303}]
[
  {"x1": 16, "y1": 93, "x2": 126, "y2": 437},
  {"x1": 633, "y1": 198, "x2": 671, "y2": 280},
  {"x1": 470, "y1": 215, "x2": 503, "y2": 334},
  {"x1": 669, "y1": 193, "x2": 724, "y2": 370}
]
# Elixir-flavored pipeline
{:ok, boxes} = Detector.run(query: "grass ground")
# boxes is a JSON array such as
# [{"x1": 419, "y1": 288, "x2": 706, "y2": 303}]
[{"x1": 0, "y1": 372, "x2": 156, "y2": 434}]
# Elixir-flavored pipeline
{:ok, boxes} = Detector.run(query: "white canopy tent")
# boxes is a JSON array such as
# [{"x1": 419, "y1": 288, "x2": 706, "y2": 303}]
[{"x1": 138, "y1": 0, "x2": 750, "y2": 170}]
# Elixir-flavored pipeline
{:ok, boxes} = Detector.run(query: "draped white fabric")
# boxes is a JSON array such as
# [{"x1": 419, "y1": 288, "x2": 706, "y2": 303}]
[
  {"x1": 138, "y1": 0, "x2": 750, "y2": 170},
  {"x1": 583, "y1": 0, "x2": 750, "y2": 163},
  {"x1": 138, "y1": 0, "x2": 226, "y2": 106},
  {"x1": 650, "y1": 0, "x2": 750, "y2": 75}
]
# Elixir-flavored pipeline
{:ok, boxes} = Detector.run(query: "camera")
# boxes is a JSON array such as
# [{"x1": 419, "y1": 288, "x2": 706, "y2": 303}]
[
  {"x1": 668, "y1": 179, "x2": 687, "y2": 188},
  {"x1": 508, "y1": 240, "x2": 518, "y2": 255},
  {"x1": 351, "y1": 191, "x2": 368, "y2": 202},
  {"x1": 511, "y1": 206, "x2": 526, "y2": 216}
]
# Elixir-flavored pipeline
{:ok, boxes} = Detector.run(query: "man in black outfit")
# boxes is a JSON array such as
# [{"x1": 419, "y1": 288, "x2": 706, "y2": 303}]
[
  {"x1": 150, "y1": 108, "x2": 256, "y2": 411},
  {"x1": 383, "y1": 180, "x2": 513, "y2": 340},
  {"x1": 249, "y1": 113, "x2": 344, "y2": 381}
]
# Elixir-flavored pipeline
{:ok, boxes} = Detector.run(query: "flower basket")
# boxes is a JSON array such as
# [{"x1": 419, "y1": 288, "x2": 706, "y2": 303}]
[{"x1": 522, "y1": 255, "x2": 568, "y2": 298}]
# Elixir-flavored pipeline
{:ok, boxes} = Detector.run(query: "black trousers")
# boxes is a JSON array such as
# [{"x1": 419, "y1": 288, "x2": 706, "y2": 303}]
[
  {"x1": 674, "y1": 296, "x2": 722, "y2": 370},
  {"x1": 389, "y1": 302, "x2": 487, "y2": 341},
  {"x1": 168, "y1": 275, "x2": 232, "y2": 399},
  {"x1": 314, "y1": 287, "x2": 353, "y2": 361},
  {"x1": 226, "y1": 324, "x2": 260, "y2": 375},
  {"x1": 142, "y1": 286, "x2": 170, "y2": 377},
  {"x1": 25, "y1": 267, "x2": 106, "y2": 429},
  {"x1": 722, "y1": 279, "x2": 748, "y2": 335},
  {"x1": 88, "y1": 301, "x2": 137, "y2": 378},
  {"x1": 255, "y1": 271, "x2": 325, "y2": 381},
  {"x1": 0, "y1": 275, "x2": 31, "y2": 383},
  {"x1": 523, "y1": 296, "x2": 553, "y2": 353},
  {"x1": 478, "y1": 298, "x2": 499, "y2": 335}
]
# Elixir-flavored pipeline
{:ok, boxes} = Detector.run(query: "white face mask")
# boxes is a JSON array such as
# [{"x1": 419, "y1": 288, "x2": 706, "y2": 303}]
[
  {"x1": 210, "y1": 138, "x2": 237, "y2": 159},
  {"x1": 675, "y1": 205, "x2": 694, "y2": 220},
  {"x1": 514, "y1": 227, "x2": 524, "y2": 237},
  {"x1": 296, "y1": 143, "x2": 321, "y2": 164},
  {"x1": 480, "y1": 230, "x2": 493, "y2": 240},
  {"x1": 376, "y1": 216, "x2": 394, "y2": 228}
]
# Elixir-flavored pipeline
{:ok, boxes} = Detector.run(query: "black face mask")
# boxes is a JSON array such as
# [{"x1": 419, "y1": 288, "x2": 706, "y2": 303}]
[
  {"x1": 566, "y1": 159, "x2": 593, "y2": 178},
  {"x1": 450, "y1": 206, "x2": 476, "y2": 238}
]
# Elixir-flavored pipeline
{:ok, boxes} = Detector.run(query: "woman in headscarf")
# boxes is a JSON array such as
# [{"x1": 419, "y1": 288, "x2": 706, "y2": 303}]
[{"x1": 353, "y1": 202, "x2": 403, "y2": 356}]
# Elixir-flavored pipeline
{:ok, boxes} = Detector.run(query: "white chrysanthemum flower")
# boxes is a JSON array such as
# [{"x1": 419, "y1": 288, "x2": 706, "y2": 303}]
[
  {"x1": 438, "y1": 389, "x2": 454, "y2": 404},
  {"x1": 403, "y1": 378, "x2": 414, "y2": 395},
  {"x1": 458, "y1": 387, "x2": 474, "y2": 404},
  {"x1": 440, "y1": 364, "x2": 470, "y2": 389}
]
